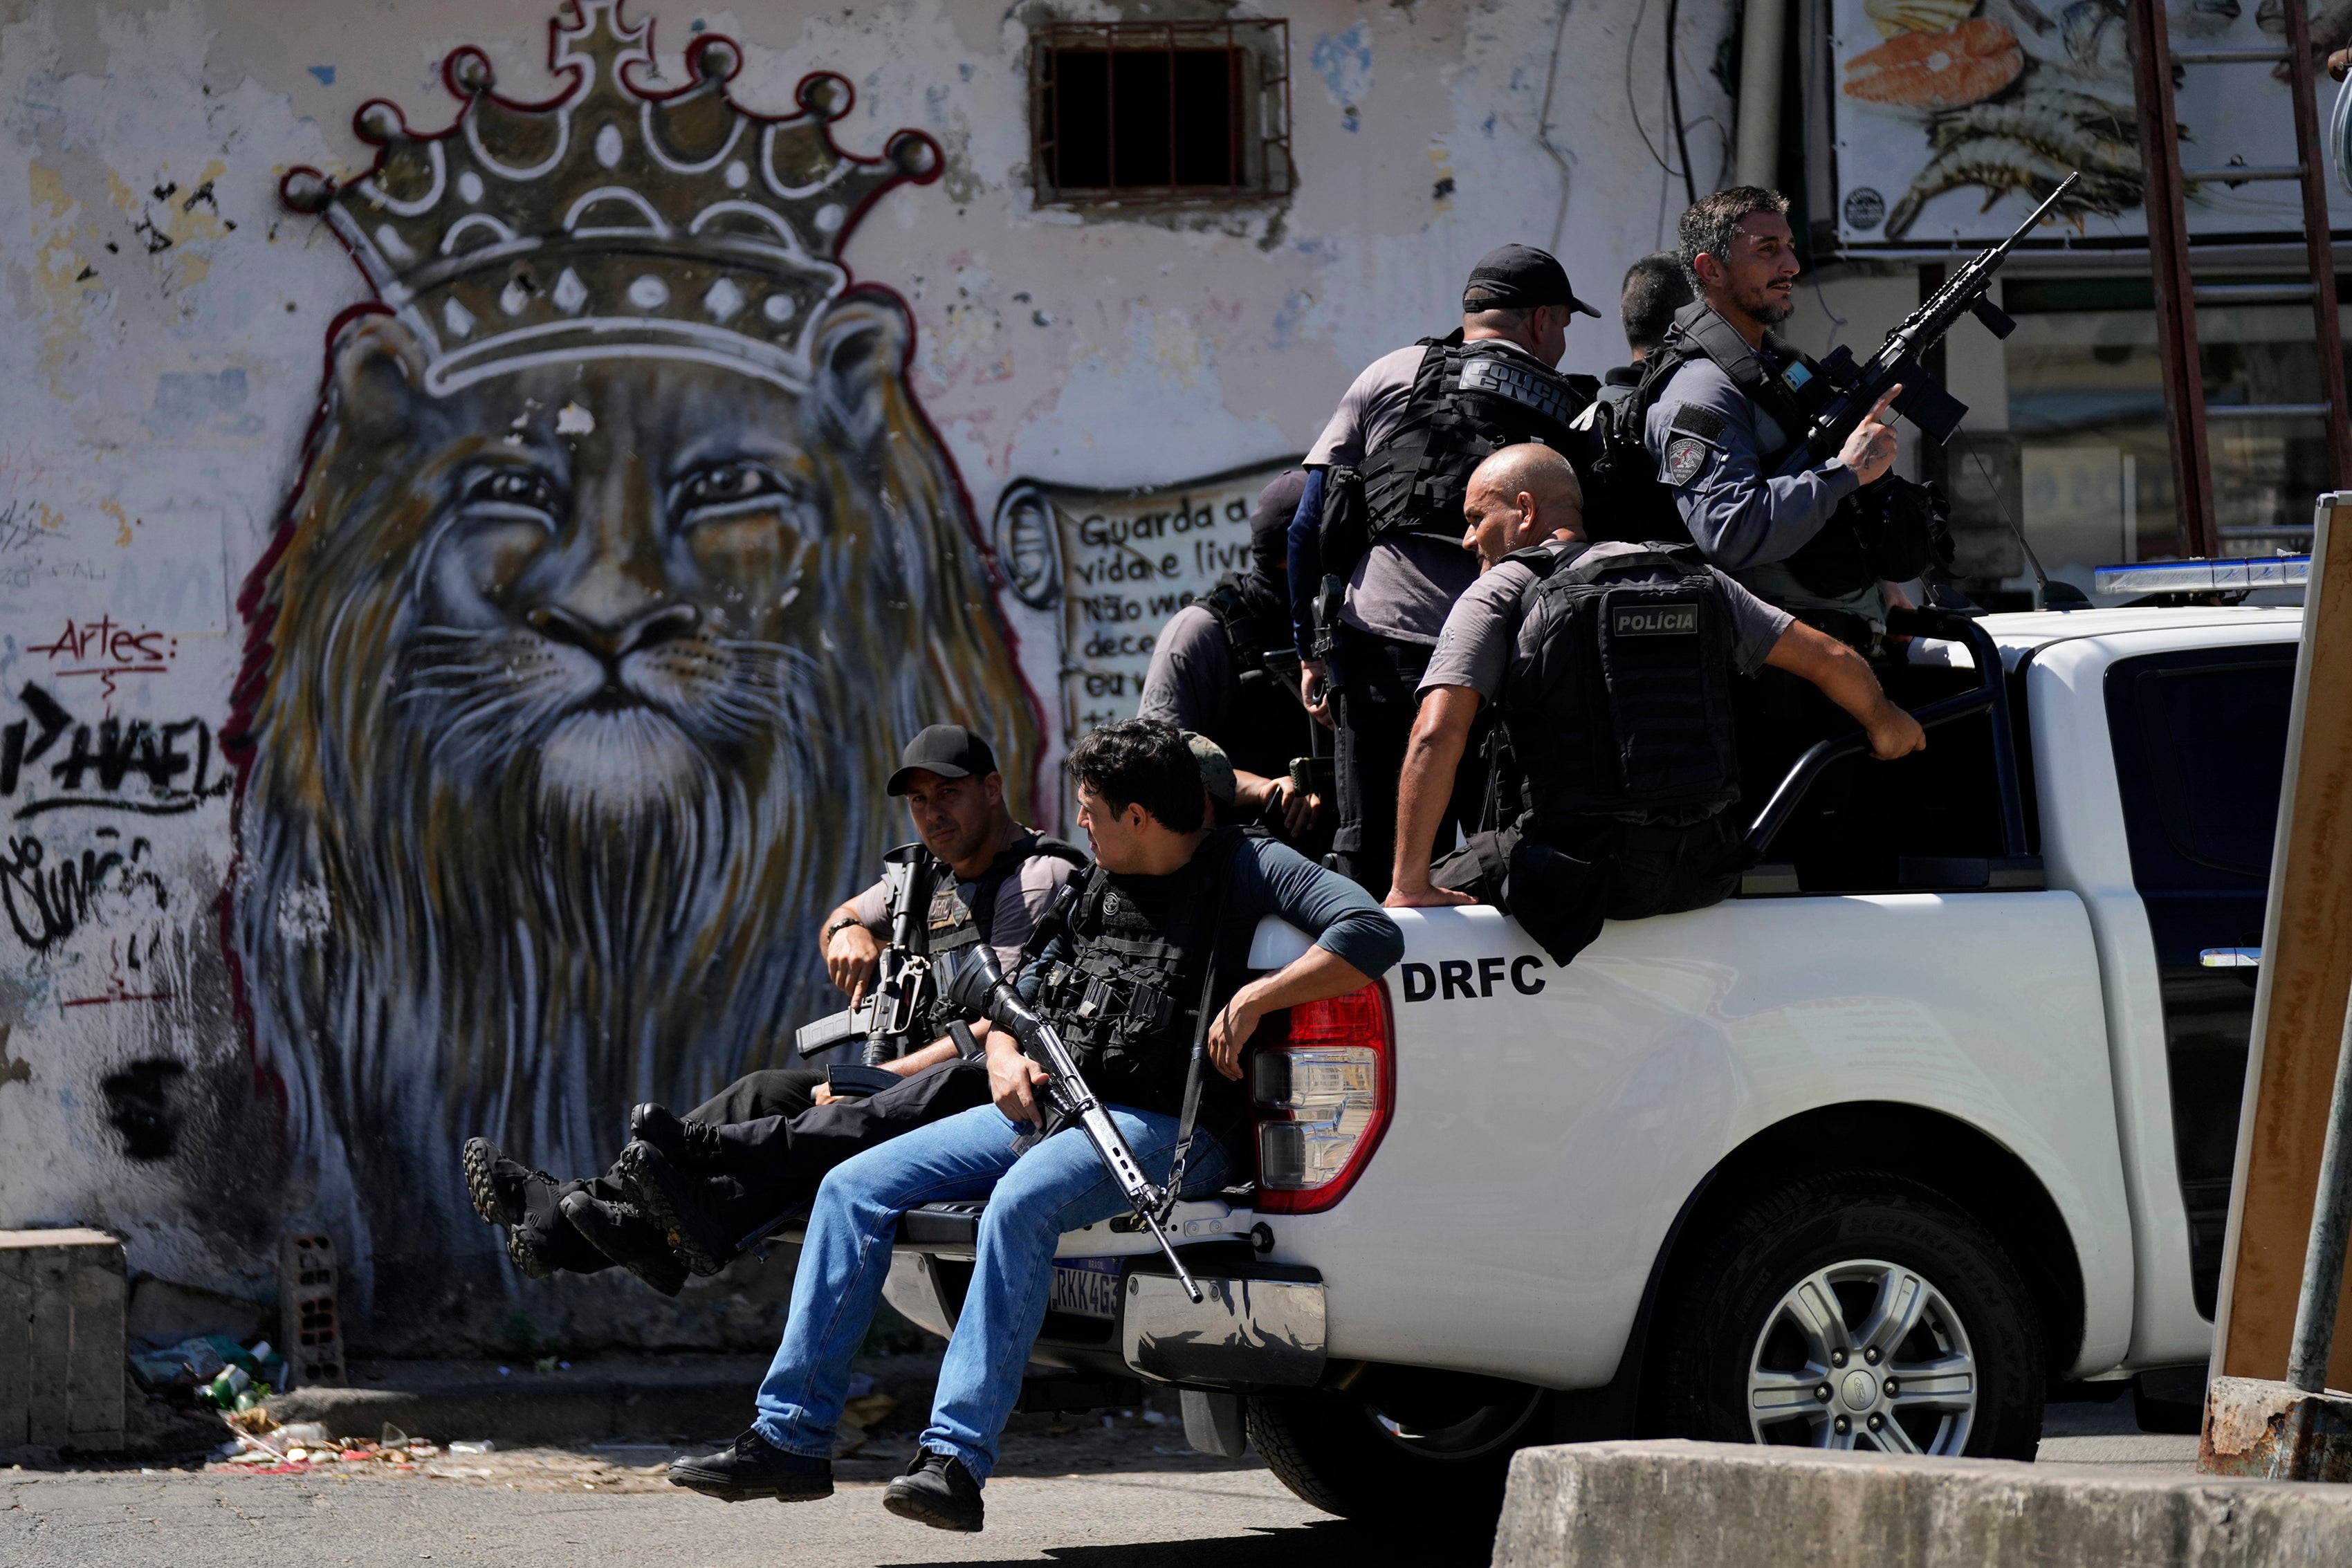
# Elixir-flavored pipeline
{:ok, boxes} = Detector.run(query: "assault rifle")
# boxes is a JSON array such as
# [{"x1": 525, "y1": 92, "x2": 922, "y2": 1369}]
[
  {"x1": 792, "y1": 844, "x2": 941, "y2": 1064},
  {"x1": 946, "y1": 942, "x2": 1206, "y2": 1304},
  {"x1": 1776, "y1": 172, "x2": 2078, "y2": 475}
]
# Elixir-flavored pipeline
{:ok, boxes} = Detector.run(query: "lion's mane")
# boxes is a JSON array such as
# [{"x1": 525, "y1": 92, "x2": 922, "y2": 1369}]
[{"x1": 228, "y1": 302, "x2": 1036, "y2": 1344}]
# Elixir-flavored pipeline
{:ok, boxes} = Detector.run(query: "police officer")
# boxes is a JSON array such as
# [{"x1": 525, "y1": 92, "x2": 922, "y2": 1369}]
[
  {"x1": 669, "y1": 719, "x2": 1399, "y2": 1529},
  {"x1": 1637, "y1": 186, "x2": 1916, "y2": 638},
  {"x1": 1383, "y1": 444, "x2": 1923, "y2": 963},
  {"x1": 1287, "y1": 244, "x2": 1603, "y2": 896},
  {"x1": 1138, "y1": 470, "x2": 1327, "y2": 849},
  {"x1": 1635, "y1": 188, "x2": 1945, "y2": 887},
  {"x1": 1592, "y1": 251, "x2": 1693, "y2": 414},
  {"x1": 461, "y1": 725, "x2": 1084, "y2": 1291}
]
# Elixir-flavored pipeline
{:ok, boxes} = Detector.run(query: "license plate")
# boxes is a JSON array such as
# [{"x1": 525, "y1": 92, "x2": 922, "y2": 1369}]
[{"x1": 1049, "y1": 1257, "x2": 1123, "y2": 1320}]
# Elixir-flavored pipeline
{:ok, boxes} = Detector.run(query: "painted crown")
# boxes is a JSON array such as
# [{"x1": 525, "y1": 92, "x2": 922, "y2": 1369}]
[{"x1": 282, "y1": 0, "x2": 940, "y2": 395}]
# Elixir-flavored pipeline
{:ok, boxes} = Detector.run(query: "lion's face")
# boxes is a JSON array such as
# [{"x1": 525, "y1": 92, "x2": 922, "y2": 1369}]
[
  {"x1": 232, "y1": 293, "x2": 1038, "y2": 1345},
  {"x1": 396, "y1": 357, "x2": 832, "y2": 813}
]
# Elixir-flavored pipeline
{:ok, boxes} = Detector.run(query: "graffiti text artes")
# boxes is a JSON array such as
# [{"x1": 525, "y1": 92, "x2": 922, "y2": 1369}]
[
  {"x1": 0, "y1": 683, "x2": 227, "y2": 820},
  {"x1": 25, "y1": 616, "x2": 180, "y2": 701}
]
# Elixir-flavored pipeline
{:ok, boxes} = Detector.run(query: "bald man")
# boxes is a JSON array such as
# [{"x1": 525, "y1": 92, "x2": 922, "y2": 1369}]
[{"x1": 1386, "y1": 445, "x2": 1921, "y2": 965}]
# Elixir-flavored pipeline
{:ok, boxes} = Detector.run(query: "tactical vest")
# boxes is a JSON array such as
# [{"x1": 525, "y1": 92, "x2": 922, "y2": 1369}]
[
  {"x1": 1199, "y1": 571, "x2": 1307, "y2": 782},
  {"x1": 1595, "y1": 304, "x2": 1880, "y2": 599},
  {"x1": 911, "y1": 831, "x2": 1089, "y2": 1042},
  {"x1": 1500, "y1": 543, "x2": 1742, "y2": 833},
  {"x1": 1356, "y1": 335, "x2": 1592, "y2": 557},
  {"x1": 1027, "y1": 827, "x2": 1239, "y2": 1116}
]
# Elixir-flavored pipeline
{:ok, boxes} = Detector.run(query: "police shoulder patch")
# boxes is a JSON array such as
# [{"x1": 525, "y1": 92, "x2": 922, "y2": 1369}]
[{"x1": 1662, "y1": 435, "x2": 1712, "y2": 487}]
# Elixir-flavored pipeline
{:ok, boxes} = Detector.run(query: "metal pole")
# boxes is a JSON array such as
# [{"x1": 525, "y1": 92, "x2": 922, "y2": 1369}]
[
  {"x1": 2287, "y1": 999, "x2": 2352, "y2": 1392},
  {"x1": 1732, "y1": 0, "x2": 1785, "y2": 190}
]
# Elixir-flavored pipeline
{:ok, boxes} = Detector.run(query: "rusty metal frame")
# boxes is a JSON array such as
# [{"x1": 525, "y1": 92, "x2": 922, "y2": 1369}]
[
  {"x1": 2129, "y1": 0, "x2": 2218, "y2": 560},
  {"x1": 2281, "y1": 0, "x2": 2352, "y2": 499},
  {"x1": 1029, "y1": 19, "x2": 1292, "y2": 206}
]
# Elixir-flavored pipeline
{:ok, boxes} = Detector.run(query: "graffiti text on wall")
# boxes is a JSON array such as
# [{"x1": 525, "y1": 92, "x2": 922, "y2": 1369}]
[{"x1": 0, "y1": 683, "x2": 226, "y2": 821}]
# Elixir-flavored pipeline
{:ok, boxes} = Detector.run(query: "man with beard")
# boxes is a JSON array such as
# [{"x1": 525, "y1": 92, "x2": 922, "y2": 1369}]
[
  {"x1": 463, "y1": 726, "x2": 1085, "y2": 1292},
  {"x1": 1638, "y1": 188, "x2": 1936, "y2": 889},
  {"x1": 1640, "y1": 187, "x2": 1908, "y2": 636},
  {"x1": 667, "y1": 719, "x2": 1399, "y2": 1531},
  {"x1": 1138, "y1": 470, "x2": 1327, "y2": 852}
]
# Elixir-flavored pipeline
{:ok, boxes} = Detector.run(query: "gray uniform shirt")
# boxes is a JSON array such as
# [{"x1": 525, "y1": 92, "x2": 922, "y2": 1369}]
[
  {"x1": 1644, "y1": 356, "x2": 1878, "y2": 621},
  {"x1": 1308, "y1": 342, "x2": 1560, "y2": 646},
  {"x1": 1421, "y1": 539, "x2": 1794, "y2": 701},
  {"x1": 1137, "y1": 605, "x2": 1229, "y2": 733},
  {"x1": 850, "y1": 836, "x2": 1081, "y2": 970}
]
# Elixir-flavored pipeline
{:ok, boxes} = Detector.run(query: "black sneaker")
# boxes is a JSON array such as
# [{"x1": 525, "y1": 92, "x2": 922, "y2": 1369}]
[
  {"x1": 883, "y1": 1450, "x2": 984, "y2": 1532},
  {"x1": 668, "y1": 1428, "x2": 832, "y2": 1503},
  {"x1": 558, "y1": 1192, "x2": 688, "y2": 1298},
  {"x1": 461, "y1": 1136, "x2": 570, "y2": 1279},
  {"x1": 616, "y1": 1140, "x2": 743, "y2": 1276},
  {"x1": 630, "y1": 1103, "x2": 725, "y2": 1171}
]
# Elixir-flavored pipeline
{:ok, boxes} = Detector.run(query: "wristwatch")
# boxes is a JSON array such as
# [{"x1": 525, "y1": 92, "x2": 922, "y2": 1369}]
[{"x1": 823, "y1": 914, "x2": 864, "y2": 943}]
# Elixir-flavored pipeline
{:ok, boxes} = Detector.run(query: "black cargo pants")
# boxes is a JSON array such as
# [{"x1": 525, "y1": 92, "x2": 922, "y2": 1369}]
[{"x1": 1332, "y1": 623, "x2": 1489, "y2": 899}]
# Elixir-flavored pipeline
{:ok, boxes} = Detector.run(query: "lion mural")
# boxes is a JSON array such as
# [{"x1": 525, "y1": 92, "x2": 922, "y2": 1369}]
[{"x1": 230, "y1": 2, "x2": 1036, "y2": 1343}]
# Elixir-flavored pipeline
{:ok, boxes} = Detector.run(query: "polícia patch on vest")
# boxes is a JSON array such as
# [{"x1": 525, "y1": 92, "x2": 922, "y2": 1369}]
[{"x1": 1611, "y1": 603, "x2": 1698, "y2": 637}]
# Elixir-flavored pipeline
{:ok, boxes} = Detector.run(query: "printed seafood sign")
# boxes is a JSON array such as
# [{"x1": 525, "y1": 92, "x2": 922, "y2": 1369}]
[
  {"x1": 991, "y1": 456, "x2": 1297, "y2": 758},
  {"x1": 1831, "y1": 0, "x2": 2352, "y2": 245}
]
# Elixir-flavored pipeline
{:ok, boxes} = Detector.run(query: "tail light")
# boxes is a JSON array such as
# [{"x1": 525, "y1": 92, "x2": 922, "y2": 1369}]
[{"x1": 1250, "y1": 979, "x2": 1393, "y2": 1215}]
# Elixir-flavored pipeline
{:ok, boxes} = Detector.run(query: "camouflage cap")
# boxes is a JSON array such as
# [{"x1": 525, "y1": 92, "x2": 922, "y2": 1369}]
[{"x1": 1182, "y1": 730, "x2": 1237, "y2": 805}]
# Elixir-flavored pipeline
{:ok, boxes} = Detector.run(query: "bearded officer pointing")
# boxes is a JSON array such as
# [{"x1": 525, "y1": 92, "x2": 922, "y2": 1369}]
[
  {"x1": 1287, "y1": 243, "x2": 1601, "y2": 896},
  {"x1": 1639, "y1": 187, "x2": 1915, "y2": 641}
]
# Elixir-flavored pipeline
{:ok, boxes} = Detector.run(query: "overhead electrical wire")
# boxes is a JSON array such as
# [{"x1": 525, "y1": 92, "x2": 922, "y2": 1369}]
[{"x1": 1664, "y1": 0, "x2": 1698, "y2": 208}]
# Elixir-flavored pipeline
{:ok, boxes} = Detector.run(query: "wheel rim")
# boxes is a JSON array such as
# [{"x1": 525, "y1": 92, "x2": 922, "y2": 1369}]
[
  {"x1": 1363, "y1": 1383, "x2": 1547, "y2": 1460},
  {"x1": 1745, "y1": 1256, "x2": 1977, "y2": 1453}
]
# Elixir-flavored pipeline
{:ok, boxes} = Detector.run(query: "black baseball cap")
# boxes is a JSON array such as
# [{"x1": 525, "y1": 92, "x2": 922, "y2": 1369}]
[
  {"x1": 887, "y1": 724, "x2": 998, "y2": 795},
  {"x1": 1462, "y1": 244, "x2": 1602, "y2": 317}
]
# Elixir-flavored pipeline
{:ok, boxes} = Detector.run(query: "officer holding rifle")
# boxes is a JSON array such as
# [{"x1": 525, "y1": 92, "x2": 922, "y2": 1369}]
[
  {"x1": 1637, "y1": 185, "x2": 1927, "y2": 641},
  {"x1": 670, "y1": 719, "x2": 1399, "y2": 1533},
  {"x1": 461, "y1": 726, "x2": 1082, "y2": 1291}
]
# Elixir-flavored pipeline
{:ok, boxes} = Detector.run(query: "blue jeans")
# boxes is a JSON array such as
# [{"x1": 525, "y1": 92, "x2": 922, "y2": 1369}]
[{"x1": 751, "y1": 1100, "x2": 1231, "y2": 1482}]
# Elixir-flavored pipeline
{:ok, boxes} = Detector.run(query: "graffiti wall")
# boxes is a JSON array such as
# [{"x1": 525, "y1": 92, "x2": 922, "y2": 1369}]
[{"x1": 0, "y1": 0, "x2": 1734, "y2": 1351}]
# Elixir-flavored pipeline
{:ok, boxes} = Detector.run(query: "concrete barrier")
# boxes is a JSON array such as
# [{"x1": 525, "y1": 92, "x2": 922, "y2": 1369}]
[{"x1": 1491, "y1": 1439, "x2": 2352, "y2": 1567}]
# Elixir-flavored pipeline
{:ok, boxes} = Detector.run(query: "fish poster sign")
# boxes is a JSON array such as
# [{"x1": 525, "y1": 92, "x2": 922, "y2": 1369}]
[{"x1": 1830, "y1": 0, "x2": 2352, "y2": 246}]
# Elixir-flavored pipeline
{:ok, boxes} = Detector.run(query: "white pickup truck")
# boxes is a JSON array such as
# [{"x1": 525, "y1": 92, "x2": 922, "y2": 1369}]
[{"x1": 878, "y1": 602, "x2": 2297, "y2": 1520}]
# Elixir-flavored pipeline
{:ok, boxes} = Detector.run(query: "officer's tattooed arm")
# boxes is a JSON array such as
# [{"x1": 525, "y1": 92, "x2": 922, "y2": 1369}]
[
  {"x1": 1386, "y1": 686, "x2": 1483, "y2": 909},
  {"x1": 1763, "y1": 621, "x2": 1926, "y2": 762}
]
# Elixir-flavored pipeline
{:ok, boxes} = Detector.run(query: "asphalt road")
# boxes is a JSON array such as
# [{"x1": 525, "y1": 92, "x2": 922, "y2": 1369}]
[
  {"x1": 1, "y1": 1399, "x2": 2196, "y2": 1568},
  {"x1": 3, "y1": 1461, "x2": 1488, "y2": 1568}
]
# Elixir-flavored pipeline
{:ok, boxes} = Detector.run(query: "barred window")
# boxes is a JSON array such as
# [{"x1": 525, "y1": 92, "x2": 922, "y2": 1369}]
[{"x1": 1031, "y1": 21, "x2": 1292, "y2": 205}]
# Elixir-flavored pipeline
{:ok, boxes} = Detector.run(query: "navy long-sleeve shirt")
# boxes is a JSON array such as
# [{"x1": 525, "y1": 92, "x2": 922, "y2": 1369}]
[{"x1": 1285, "y1": 465, "x2": 1327, "y2": 659}]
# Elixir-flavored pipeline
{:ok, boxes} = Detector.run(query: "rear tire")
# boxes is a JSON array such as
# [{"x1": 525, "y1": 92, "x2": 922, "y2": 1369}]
[
  {"x1": 1246, "y1": 1368, "x2": 1547, "y2": 1522},
  {"x1": 1646, "y1": 1172, "x2": 2043, "y2": 1459}
]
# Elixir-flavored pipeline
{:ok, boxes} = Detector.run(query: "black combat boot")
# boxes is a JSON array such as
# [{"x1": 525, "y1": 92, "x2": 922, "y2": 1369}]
[
  {"x1": 460, "y1": 1137, "x2": 607, "y2": 1278},
  {"x1": 883, "y1": 1449, "x2": 984, "y2": 1532},
  {"x1": 668, "y1": 1427, "x2": 832, "y2": 1503},
  {"x1": 557, "y1": 1192, "x2": 688, "y2": 1298},
  {"x1": 629, "y1": 1103, "x2": 727, "y2": 1171},
  {"x1": 614, "y1": 1140, "x2": 758, "y2": 1276}
]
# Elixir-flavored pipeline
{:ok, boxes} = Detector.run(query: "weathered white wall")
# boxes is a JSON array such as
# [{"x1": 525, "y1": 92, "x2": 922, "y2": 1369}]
[{"x1": 0, "y1": 0, "x2": 1734, "y2": 1349}]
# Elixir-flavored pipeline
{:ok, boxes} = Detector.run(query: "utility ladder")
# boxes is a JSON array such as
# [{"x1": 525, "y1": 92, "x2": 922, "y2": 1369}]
[{"x1": 2128, "y1": 1, "x2": 2351, "y2": 557}]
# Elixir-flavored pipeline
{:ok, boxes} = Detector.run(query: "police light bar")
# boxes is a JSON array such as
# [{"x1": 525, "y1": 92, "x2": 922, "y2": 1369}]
[{"x1": 2092, "y1": 557, "x2": 2309, "y2": 596}]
